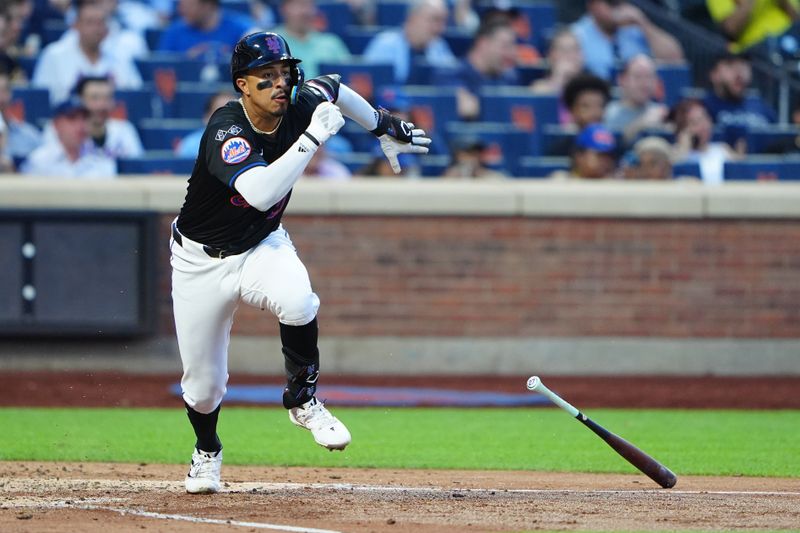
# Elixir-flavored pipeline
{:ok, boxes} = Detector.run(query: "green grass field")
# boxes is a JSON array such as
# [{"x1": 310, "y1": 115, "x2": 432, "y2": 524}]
[{"x1": 1, "y1": 407, "x2": 798, "y2": 477}]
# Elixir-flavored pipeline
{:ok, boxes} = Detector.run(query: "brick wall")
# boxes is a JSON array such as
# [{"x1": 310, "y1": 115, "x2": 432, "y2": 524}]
[{"x1": 158, "y1": 214, "x2": 800, "y2": 338}]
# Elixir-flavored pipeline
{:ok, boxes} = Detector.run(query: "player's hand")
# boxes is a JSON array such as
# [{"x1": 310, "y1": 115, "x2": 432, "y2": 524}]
[
  {"x1": 371, "y1": 108, "x2": 431, "y2": 173},
  {"x1": 305, "y1": 102, "x2": 345, "y2": 145}
]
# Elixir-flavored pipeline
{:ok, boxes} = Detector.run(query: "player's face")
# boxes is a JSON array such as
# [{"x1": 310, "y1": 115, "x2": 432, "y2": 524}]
[{"x1": 246, "y1": 62, "x2": 293, "y2": 117}]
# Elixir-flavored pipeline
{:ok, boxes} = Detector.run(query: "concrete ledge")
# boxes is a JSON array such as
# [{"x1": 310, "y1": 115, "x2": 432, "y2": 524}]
[
  {"x1": 1, "y1": 336, "x2": 797, "y2": 376},
  {"x1": 2, "y1": 177, "x2": 799, "y2": 219}
]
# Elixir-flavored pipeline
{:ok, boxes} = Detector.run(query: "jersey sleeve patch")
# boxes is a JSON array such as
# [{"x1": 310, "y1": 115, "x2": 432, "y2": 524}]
[{"x1": 220, "y1": 137, "x2": 252, "y2": 165}]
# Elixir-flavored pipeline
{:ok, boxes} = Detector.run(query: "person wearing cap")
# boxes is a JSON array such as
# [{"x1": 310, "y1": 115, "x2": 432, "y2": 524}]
[
  {"x1": 551, "y1": 123, "x2": 619, "y2": 179},
  {"x1": 20, "y1": 97, "x2": 117, "y2": 178},
  {"x1": 571, "y1": 0, "x2": 684, "y2": 80},
  {"x1": 622, "y1": 135, "x2": 674, "y2": 180},
  {"x1": 441, "y1": 136, "x2": 506, "y2": 179}
]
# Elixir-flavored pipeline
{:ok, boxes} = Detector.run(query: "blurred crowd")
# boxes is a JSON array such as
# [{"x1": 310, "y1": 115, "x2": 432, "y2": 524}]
[{"x1": 0, "y1": 0, "x2": 799, "y2": 183}]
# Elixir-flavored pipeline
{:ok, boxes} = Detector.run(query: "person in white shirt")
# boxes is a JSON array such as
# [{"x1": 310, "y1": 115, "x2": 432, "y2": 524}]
[
  {"x1": 31, "y1": 0, "x2": 143, "y2": 105},
  {"x1": 43, "y1": 75, "x2": 144, "y2": 159},
  {"x1": 20, "y1": 96, "x2": 117, "y2": 179}
]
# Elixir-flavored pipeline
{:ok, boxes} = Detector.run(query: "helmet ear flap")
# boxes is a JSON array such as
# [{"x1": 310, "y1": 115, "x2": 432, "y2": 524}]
[{"x1": 290, "y1": 66, "x2": 305, "y2": 105}]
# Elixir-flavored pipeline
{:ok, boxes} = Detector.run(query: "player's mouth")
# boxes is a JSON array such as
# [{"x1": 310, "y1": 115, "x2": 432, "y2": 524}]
[{"x1": 273, "y1": 92, "x2": 288, "y2": 103}]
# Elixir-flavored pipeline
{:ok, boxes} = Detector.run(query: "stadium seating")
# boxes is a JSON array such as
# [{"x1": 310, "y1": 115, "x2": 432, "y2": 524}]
[
  {"x1": 136, "y1": 55, "x2": 222, "y2": 84},
  {"x1": 475, "y1": 0, "x2": 557, "y2": 50},
  {"x1": 316, "y1": 1, "x2": 356, "y2": 35},
  {"x1": 328, "y1": 151, "x2": 374, "y2": 174},
  {"x1": 138, "y1": 118, "x2": 203, "y2": 151},
  {"x1": 656, "y1": 64, "x2": 692, "y2": 107},
  {"x1": 744, "y1": 125, "x2": 800, "y2": 154},
  {"x1": 445, "y1": 121, "x2": 538, "y2": 176},
  {"x1": 478, "y1": 87, "x2": 559, "y2": 137},
  {"x1": 342, "y1": 26, "x2": 384, "y2": 55},
  {"x1": 117, "y1": 151, "x2": 196, "y2": 175},
  {"x1": 724, "y1": 157, "x2": 800, "y2": 181},
  {"x1": 402, "y1": 85, "x2": 459, "y2": 139},
  {"x1": 672, "y1": 161, "x2": 702, "y2": 180},
  {"x1": 516, "y1": 156, "x2": 569, "y2": 178},
  {"x1": 115, "y1": 88, "x2": 158, "y2": 122},
  {"x1": 318, "y1": 59, "x2": 395, "y2": 103},
  {"x1": 9, "y1": 87, "x2": 51, "y2": 127}
]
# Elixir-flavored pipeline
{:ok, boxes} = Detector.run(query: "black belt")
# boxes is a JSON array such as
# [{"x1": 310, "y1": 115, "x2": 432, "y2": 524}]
[{"x1": 171, "y1": 222, "x2": 246, "y2": 259}]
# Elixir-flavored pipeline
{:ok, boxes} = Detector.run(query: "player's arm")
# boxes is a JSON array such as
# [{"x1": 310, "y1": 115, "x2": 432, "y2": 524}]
[
  {"x1": 336, "y1": 84, "x2": 431, "y2": 174},
  {"x1": 233, "y1": 102, "x2": 344, "y2": 212}
]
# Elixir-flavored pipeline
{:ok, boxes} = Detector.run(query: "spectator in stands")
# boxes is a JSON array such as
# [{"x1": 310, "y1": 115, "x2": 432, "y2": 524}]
[
  {"x1": 0, "y1": 68, "x2": 42, "y2": 165},
  {"x1": 706, "y1": 0, "x2": 800, "y2": 53},
  {"x1": 363, "y1": 0, "x2": 457, "y2": 84},
  {"x1": 671, "y1": 98, "x2": 739, "y2": 185},
  {"x1": 704, "y1": 51, "x2": 776, "y2": 150},
  {"x1": 0, "y1": 5, "x2": 22, "y2": 81},
  {"x1": 550, "y1": 123, "x2": 620, "y2": 179},
  {"x1": 72, "y1": 75, "x2": 143, "y2": 158},
  {"x1": 434, "y1": 19, "x2": 519, "y2": 121},
  {"x1": 174, "y1": 90, "x2": 233, "y2": 158},
  {"x1": 546, "y1": 72, "x2": 611, "y2": 156},
  {"x1": 273, "y1": 0, "x2": 351, "y2": 79},
  {"x1": 604, "y1": 54, "x2": 669, "y2": 146},
  {"x1": 157, "y1": 0, "x2": 254, "y2": 63},
  {"x1": 530, "y1": 28, "x2": 586, "y2": 124},
  {"x1": 479, "y1": 3, "x2": 541, "y2": 66},
  {"x1": 571, "y1": 0, "x2": 684, "y2": 80},
  {"x1": 358, "y1": 143, "x2": 421, "y2": 178},
  {"x1": 441, "y1": 135, "x2": 506, "y2": 179},
  {"x1": 621, "y1": 135, "x2": 675, "y2": 180},
  {"x1": 303, "y1": 144, "x2": 352, "y2": 180},
  {"x1": 61, "y1": 0, "x2": 149, "y2": 64},
  {"x1": 3, "y1": 0, "x2": 36, "y2": 59},
  {"x1": 563, "y1": 72, "x2": 611, "y2": 130},
  {"x1": 0, "y1": 114, "x2": 13, "y2": 172},
  {"x1": 32, "y1": 0, "x2": 143, "y2": 105},
  {"x1": 20, "y1": 95, "x2": 117, "y2": 178}
]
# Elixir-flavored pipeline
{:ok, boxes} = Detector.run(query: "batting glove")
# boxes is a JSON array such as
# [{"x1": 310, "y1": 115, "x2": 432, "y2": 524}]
[
  {"x1": 371, "y1": 108, "x2": 431, "y2": 174},
  {"x1": 304, "y1": 102, "x2": 345, "y2": 146}
]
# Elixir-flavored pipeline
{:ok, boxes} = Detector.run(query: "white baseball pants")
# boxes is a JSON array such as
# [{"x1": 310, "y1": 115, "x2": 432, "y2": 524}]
[{"x1": 170, "y1": 221, "x2": 320, "y2": 414}]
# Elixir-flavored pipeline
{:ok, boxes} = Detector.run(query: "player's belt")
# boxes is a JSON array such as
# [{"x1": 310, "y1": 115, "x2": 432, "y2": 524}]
[{"x1": 171, "y1": 222, "x2": 246, "y2": 259}]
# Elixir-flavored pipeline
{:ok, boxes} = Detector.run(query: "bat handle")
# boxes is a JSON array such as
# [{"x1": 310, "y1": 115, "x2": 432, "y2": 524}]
[{"x1": 527, "y1": 375, "x2": 580, "y2": 417}]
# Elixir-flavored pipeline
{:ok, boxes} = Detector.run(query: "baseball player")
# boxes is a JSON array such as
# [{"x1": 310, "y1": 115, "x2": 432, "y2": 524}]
[{"x1": 171, "y1": 31, "x2": 431, "y2": 494}]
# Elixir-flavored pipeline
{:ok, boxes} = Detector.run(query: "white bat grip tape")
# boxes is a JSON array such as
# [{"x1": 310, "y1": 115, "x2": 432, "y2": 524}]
[{"x1": 526, "y1": 375, "x2": 580, "y2": 417}]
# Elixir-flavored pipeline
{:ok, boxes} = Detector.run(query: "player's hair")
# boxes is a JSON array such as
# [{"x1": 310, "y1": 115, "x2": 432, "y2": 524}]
[{"x1": 563, "y1": 73, "x2": 611, "y2": 110}]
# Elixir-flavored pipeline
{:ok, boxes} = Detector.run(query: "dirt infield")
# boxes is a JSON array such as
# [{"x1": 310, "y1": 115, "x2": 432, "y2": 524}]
[
  {"x1": 2, "y1": 462, "x2": 799, "y2": 533},
  {"x1": 2, "y1": 373, "x2": 799, "y2": 532}
]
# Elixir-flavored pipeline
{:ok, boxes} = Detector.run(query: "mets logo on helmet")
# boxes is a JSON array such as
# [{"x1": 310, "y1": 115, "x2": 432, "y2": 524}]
[
  {"x1": 220, "y1": 137, "x2": 251, "y2": 165},
  {"x1": 265, "y1": 36, "x2": 282, "y2": 54}
]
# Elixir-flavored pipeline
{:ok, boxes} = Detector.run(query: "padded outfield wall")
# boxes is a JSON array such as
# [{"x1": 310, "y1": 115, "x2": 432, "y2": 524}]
[{"x1": 0, "y1": 178, "x2": 798, "y2": 376}]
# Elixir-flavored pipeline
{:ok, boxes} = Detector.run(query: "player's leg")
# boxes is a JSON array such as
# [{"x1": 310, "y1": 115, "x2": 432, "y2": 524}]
[
  {"x1": 240, "y1": 226, "x2": 351, "y2": 450},
  {"x1": 171, "y1": 234, "x2": 241, "y2": 491}
]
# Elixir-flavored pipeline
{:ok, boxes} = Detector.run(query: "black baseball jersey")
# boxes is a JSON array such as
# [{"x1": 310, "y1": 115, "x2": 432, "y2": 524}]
[{"x1": 176, "y1": 75, "x2": 341, "y2": 253}]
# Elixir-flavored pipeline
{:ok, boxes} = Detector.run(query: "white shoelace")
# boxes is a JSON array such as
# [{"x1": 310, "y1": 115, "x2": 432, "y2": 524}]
[
  {"x1": 189, "y1": 451, "x2": 220, "y2": 478},
  {"x1": 297, "y1": 399, "x2": 338, "y2": 430}
]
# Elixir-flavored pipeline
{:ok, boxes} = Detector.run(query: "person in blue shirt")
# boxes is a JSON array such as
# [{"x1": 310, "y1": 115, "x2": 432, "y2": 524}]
[
  {"x1": 703, "y1": 52, "x2": 776, "y2": 151},
  {"x1": 571, "y1": 0, "x2": 684, "y2": 80},
  {"x1": 434, "y1": 18, "x2": 520, "y2": 121},
  {"x1": 158, "y1": 0, "x2": 254, "y2": 63}
]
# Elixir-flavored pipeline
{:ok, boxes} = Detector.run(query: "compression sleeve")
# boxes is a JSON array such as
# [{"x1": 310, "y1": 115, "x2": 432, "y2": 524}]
[
  {"x1": 233, "y1": 134, "x2": 318, "y2": 212},
  {"x1": 336, "y1": 83, "x2": 380, "y2": 132}
]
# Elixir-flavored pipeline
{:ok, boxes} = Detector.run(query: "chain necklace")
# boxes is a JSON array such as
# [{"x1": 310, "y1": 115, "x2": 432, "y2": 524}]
[{"x1": 239, "y1": 98, "x2": 282, "y2": 135}]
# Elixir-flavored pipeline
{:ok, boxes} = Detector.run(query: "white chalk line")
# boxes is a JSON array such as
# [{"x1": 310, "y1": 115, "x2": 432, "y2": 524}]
[
  {"x1": 3, "y1": 498, "x2": 342, "y2": 533},
  {"x1": 4, "y1": 477, "x2": 799, "y2": 497}
]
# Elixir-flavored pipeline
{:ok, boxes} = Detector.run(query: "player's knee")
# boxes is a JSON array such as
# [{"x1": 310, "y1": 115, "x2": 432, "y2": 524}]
[
  {"x1": 277, "y1": 291, "x2": 319, "y2": 325},
  {"x1": 184, "y1": 386, "x2": 225, "y2": 414}
]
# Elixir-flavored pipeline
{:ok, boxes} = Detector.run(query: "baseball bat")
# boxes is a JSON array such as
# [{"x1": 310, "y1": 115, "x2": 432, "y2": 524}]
[{"x1": 526, "y1": 376, "x2": 677, "y2": 489}]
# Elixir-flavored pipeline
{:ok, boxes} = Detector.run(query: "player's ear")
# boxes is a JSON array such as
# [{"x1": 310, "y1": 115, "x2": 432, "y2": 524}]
[{"x1": 235, "y1": 76, "x2": 249, "y2": 96}]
